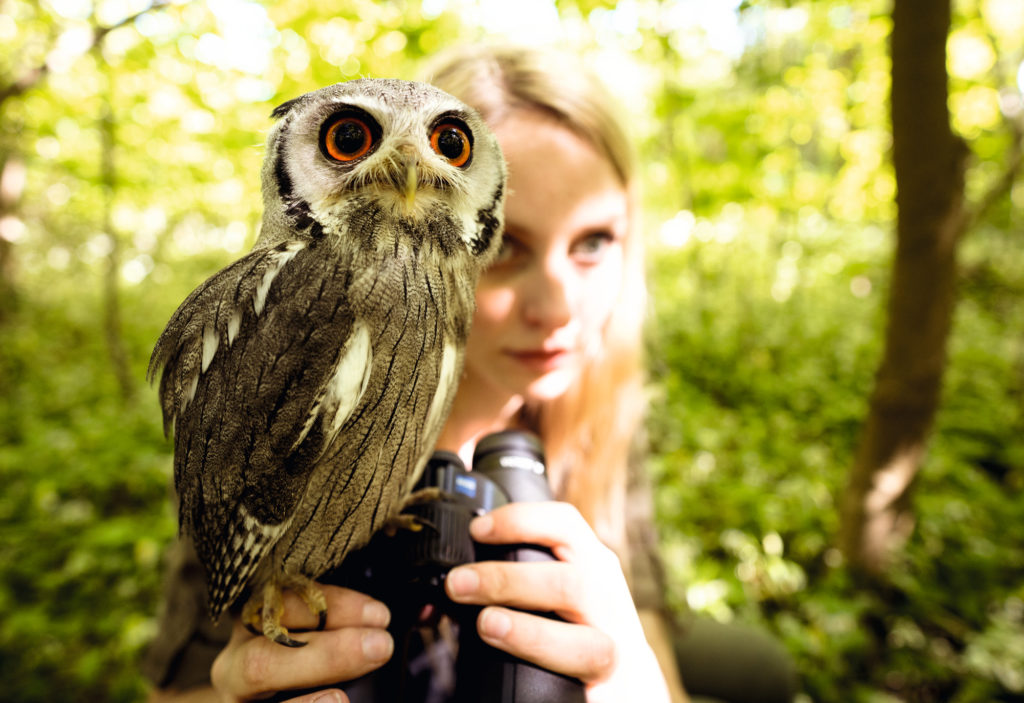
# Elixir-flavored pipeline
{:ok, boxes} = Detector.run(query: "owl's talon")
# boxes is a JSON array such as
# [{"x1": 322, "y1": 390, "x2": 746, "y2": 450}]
[
  {"x1": 316, "y1": 609, "x2": 327, "y2": 632},
  {"x1": 382, "y1": 487, "x2": 446, "y2": 536},
  {"x1": 383, "y1": 513, "x2": 437, "y2": 536},
  {"x1": 402, "y1": 486, "x2": 445, "y2": 507},
  {"x1": 274, "y1": 632, "x2": 308, "y2": 648},
  {"x1": 244, "y1": 621, "x2": 261, "y2": 638}
]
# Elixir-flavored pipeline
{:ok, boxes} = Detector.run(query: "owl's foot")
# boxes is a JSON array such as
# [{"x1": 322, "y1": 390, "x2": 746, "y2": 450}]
[
  {"x1": 383, "y1": 487, "x2": 444, "y2": 536},
  {"x1": 240, "y1": 575, "x2": 328, "y2": 647},
  {"x1": 401, "y1": 486, "x2": 445, "y2": 507},
  {"x1": 383, "y1": 512, "x2": 436, "y2": 536}
]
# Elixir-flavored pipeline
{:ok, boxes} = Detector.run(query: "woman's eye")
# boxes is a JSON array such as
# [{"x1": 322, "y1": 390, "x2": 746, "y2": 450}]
[{"x1": 571, "y1": 231, "x2": 615, "y2": 263}]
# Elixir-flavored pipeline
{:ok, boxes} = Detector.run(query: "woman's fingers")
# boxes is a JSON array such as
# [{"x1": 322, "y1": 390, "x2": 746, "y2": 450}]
[
  {"x1": 444, "y1": 501, "x2": 658, "y2": 691},
  {"x1": 280, "y1": 688, "x2": 348, "y2": 703},
  {"x1": 446, "y1": 559, "x2": 585, "y2": 621},
  {"x1": 212, "y1": 622, "x2": 393, "y2": 700},
  {"x1": 468, "y1": 502, "x2": 618, "y2": 564},
  {"x1": 448, "y1": 502, "x2": 627, "y2": 622},
  {"x1": 475, "y1": 606, "x2": 616, "y2": 682},
  {"x1": 210, "y1": 585, "x2": 393, "y2": 701}
]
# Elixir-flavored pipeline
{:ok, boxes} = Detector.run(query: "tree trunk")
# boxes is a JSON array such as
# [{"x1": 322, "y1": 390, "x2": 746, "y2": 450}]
[
  {"x1": 100, "y1": 97, "x2": 135, "y2": 403},
  {"x1": 0, "y1": 155, "x2": 25, "y2": 325},
  {"x1": 838, "y1": 0, "x2": 969, "y2": 576}
]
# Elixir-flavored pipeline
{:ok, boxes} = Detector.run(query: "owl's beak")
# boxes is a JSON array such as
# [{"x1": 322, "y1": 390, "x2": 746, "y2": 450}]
[{"x1": 403, "y1": 159, "x2": 417, "y2": 216}]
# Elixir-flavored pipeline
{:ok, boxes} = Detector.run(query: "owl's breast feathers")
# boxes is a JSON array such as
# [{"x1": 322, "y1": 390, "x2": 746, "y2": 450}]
[{"x1": 149, "y1": 236, "x2": 470, "y2": 619}]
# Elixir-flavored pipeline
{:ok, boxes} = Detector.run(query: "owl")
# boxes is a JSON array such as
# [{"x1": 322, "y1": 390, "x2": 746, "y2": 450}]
[{"x1": 149, "y1": 79, "x2": 506, "y2": 646}]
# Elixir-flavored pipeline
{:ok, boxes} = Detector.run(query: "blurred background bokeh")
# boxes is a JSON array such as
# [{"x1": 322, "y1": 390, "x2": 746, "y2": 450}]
[{"x1": 1, "y1": 1, "x2": 1022, "y2": 700}]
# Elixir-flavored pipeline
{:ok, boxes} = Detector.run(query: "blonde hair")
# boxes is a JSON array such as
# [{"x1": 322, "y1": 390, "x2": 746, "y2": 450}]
[{"x1": 423, "y1": 45, "x2": 648, "y2": 553}]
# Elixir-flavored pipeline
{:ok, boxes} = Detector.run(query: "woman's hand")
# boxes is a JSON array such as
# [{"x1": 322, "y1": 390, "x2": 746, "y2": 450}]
[
  {"x1": 443, "y1": 501, "x2": 671, "y2": 703},
  {"x1": 209, "y1": 584, "x2": 393, "y2": 702}
]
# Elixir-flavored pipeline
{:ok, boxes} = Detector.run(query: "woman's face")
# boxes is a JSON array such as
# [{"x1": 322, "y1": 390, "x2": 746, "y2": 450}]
[{"x1": 463, "y1": 110, "x2": 628, "y2": 402}]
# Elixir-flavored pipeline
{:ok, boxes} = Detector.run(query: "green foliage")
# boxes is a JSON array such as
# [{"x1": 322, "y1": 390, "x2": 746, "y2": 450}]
[
  {"x1": 2, "y1": 0, "x2": 1023, "y2": 701},
  {"x1": 646, "y1": 210, "x2": 1024, "y2": 701},
  {"x1": 0, "y1": 293, "x2": 175, "y2": 700},
  {"x1": 639, "y1": 1, "x2": 1024, "y2": 700}
]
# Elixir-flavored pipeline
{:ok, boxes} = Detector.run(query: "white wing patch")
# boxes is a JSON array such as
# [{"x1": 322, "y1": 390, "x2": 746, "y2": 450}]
[
  {"x1": 411, "y1": 341, "x2": 458, "y2": 493},
  {"x1": 425, "y1": 341, "x2": 457, "y2": 439},
  {"x1": 185, "y1": 373, "x2": 200, "y2": 409},
  {"x1": 403, "y1": 342, "x2": 456, "y2": 495},
  {"x1": 324, "y1": 323, "x2": 373, "y2": 438},
  {"x1": 227, "y1": 307, "x2": 242, "y2": 345},
  {"x1": 201, "y1": 322, "x2": 218, "y2": 372},
  {"x1": 292, "y1": 322, "x2": 372, "y2": 453},
  {"x1": 253, "y1": 241, "x2": 305, "y2": 316}
]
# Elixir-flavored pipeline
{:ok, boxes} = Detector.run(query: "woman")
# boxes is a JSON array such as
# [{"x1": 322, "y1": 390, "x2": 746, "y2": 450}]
[{"x1": 147, "y1": 44, "x2": 686, "y2": 702}]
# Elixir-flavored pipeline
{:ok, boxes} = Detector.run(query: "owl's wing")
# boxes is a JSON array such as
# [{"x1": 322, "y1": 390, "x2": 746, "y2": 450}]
[{"x1": 149, "y1": 239, "x2": 371, "y2": 617}]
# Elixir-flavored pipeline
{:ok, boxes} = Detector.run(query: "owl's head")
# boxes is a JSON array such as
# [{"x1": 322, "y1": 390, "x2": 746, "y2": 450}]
[{"x1": 258, "y1": 79, "x2": 506, "y2": 262}]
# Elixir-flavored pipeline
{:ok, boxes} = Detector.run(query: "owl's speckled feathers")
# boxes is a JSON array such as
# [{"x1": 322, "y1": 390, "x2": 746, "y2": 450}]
[{"x1": 149, "y1": 79, "x2": 505, "y2": 645}]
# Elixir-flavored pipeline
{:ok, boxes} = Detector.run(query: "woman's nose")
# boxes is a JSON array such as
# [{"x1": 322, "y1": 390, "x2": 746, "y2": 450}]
[{"x1": 521, "y1": 259, "x2": 573, "y2": 330}]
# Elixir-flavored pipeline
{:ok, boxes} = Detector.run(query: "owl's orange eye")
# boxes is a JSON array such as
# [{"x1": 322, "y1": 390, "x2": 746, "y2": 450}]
[
  {"x1": 323, "y1": 116, "x2": 374, "y2": 162},
  {"x1": 430, "y1": 122, "x2": 472, "y2": 168}
]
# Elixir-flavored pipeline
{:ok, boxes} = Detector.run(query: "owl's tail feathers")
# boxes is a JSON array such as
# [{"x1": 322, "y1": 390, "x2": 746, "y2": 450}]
[{"x1": 240, "y1": 574, "x2": 329, "y2": 648}]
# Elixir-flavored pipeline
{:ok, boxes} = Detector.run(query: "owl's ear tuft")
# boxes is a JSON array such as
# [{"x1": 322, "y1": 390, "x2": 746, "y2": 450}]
[{"x1": 271, "y1": 98, "x2": 301, "y2": 120}]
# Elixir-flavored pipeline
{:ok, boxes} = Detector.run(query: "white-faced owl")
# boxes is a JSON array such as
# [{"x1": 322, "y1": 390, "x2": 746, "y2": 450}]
[{"x1": 149, "y1": 79, "x2": 506, "y2": 646}]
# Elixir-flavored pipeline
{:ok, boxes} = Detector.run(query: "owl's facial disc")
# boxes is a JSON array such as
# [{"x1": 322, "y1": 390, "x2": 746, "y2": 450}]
[
  {"x1": 260, "y1": 79, "x2": 505, "y2": 254},
  {"x1": 315, "y1": 106, "x2": 475, "y2": 220}
]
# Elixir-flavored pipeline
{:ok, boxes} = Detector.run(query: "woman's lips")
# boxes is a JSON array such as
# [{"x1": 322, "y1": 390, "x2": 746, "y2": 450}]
[{"x1": 504, "y1": 348, "x2": 571, "y2": 372}]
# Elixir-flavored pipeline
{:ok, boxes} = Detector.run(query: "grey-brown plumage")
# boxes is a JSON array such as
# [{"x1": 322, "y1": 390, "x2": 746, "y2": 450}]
[{"x1": 149, "y1": 79, "x2": 505, "y2": 645}]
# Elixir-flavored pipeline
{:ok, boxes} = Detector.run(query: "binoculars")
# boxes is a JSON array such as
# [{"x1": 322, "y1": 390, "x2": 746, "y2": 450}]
[{"x1": 272, "y1": 430, "x2": 585, "y2": 703}]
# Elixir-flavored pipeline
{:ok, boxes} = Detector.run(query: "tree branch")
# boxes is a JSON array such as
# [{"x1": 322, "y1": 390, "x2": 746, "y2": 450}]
[
  {"x1": 962, "y1": 12, "x2": 1024, "y2": 232},
  {"x1": 965, "y1": 115, "x2": 1024, "y2": 233},
  {"x1": 0, "y1": 1, "x2": 169, "y2": 111}
]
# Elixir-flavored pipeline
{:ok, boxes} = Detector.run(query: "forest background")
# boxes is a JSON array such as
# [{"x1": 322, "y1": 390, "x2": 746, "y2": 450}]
[{"x1": 1, "y1": 0, "x2": 1022, "y2": 701}]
